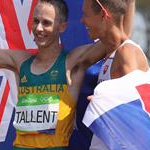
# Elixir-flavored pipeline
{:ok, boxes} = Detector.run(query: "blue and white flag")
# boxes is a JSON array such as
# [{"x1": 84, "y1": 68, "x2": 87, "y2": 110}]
[{"x1": 83, "y1": 70, "x2": 150, "y2": 150}]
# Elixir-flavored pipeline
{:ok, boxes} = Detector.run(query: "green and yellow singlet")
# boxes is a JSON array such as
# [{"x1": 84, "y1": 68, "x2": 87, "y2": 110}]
[{"x1": 13, "y1": 51, "x2": 76, "y2": 148}]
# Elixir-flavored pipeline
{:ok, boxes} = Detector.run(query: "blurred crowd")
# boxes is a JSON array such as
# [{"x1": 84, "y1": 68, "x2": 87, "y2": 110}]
[{"x1": 133, "y1": 1, "x2": 150, "y2": 63}]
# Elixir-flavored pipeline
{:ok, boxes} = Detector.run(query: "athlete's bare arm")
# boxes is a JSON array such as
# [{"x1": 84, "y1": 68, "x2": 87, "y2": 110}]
[
  {"x1": 0, "y1": 49, "x2": 32, "y2": 73},
  {"x1": 123, "y1": 0, "x2": 135, "y2": 37},
  {"x1": 77, "y1": 41, "x2": 106, "y2": 68},
  {"x1": 66, "y1": 44, "x2": 91, "y2": 87},
  {"x1": 67, "y1": 40, "x2": 106, "y2": 70}
]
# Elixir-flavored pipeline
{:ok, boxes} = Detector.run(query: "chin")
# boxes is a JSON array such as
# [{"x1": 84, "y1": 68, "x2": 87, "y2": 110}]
[
  {"x1": 36, "y1": 44, "x2": 46, "y2": 49},
  {"x1": 88, "y1": 33, "x2": 99, "y2": 41},
  {"x1": 36, "y1": 42, "x2": 46, "y2": 47}
]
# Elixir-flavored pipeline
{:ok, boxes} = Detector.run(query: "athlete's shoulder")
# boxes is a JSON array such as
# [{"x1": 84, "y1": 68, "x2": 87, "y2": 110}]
[
  {"x1": 117, "y1": 40, "x2": 143, "y2": 59},
  {"x1": 116, "y1": 40, "x2": 149, "y2": 73}
]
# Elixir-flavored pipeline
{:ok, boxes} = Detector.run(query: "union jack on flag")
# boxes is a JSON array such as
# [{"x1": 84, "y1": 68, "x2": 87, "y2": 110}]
[
  {"x1": 0, "y1": 0, "x2": 37, "y2": 52},
  {"x1": 0, "y1": 69, "x2": 17, "y2": 142}
]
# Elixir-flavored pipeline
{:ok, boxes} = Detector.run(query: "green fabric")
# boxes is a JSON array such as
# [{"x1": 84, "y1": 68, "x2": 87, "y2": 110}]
[
  {"x1": 19, "y1": 50, "x2": 67, "y2": 87},
  {"x1": 13, "y1": 146, "x2": 68, "y2": 150}
]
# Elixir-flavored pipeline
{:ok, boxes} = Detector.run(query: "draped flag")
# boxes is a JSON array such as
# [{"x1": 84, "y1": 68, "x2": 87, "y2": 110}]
[
  {"x1": 83, "y1": 70, "x2": 150, "y2": 150},
  {"x1": 0, "y1": 0, "x2": 37, "y2": 144},
  {"x1": 0, "y1": 69, "x2": 17, "y2": 142}
]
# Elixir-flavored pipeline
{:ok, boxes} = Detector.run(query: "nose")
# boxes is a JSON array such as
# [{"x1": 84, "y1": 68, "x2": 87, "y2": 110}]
[{"x1": 36, "y1": 22, "x2": 43, "y2": 31}]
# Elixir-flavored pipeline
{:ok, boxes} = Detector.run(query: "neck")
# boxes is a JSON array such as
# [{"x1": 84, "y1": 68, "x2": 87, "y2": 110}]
[
  {"x1": 101, "y1": 25, "x2": 128, "y2": 57},
  {"x1": 36, "y1": 43, "x2": 62, "y2": 61}
]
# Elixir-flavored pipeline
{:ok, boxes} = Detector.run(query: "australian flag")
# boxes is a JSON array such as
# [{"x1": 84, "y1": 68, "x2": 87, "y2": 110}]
[{"x1": 83, "y1": 70, "x2": 150, "y2": 150}]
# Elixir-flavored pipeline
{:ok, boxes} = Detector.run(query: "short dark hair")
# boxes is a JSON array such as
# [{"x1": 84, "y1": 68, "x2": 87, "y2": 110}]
[
  {"x1": 39, "y1": 0, "x2": 69, "y2": 22},
  {"x1": 91, "y1": 0, "x2": 127, "y2": 22}
]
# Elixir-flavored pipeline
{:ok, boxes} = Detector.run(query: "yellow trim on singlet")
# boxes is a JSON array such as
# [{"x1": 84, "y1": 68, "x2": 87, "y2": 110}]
[{"x1": 13, "y1": 85, "x2": 76, "y2": 148}]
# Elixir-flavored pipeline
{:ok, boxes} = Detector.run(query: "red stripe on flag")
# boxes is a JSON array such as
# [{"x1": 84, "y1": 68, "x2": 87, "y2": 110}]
[
  {"x1": 136, "y1": 84, "x2": 150, "y2": 114},
  {"x1": 0, "y1": 0, "x2": 25, "y2": 49},
  {"x1": 28, "y1": 0, "x2": 38, "y2": 33},
  {"x1": 0, "y1": 80, "x2": 10, "y2": 126}
]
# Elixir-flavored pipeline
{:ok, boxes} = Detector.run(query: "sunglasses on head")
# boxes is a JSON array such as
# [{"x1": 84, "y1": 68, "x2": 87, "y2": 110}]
[{"x1": 95, "y1": 0, "x2": 110, "y2": 18}]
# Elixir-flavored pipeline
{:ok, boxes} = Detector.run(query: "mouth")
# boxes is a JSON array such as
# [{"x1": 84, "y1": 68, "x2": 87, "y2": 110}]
[
  {"x1": 35, "y1": 33, "x2": 47, "y2": 42},
  {"x1": 36, "y1": 33, "x2": 46, "y2": 38}
]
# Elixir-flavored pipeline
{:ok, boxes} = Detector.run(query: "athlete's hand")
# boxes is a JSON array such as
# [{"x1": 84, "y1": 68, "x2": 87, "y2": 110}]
[{"x1": 87, "y1": 95, "x2": 93, "y2": 101}]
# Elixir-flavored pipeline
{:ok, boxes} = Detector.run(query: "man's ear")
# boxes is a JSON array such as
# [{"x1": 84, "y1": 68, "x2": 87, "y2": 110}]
[{"x1": 59, "y1": 22, "x2": 68, "y2": 33}]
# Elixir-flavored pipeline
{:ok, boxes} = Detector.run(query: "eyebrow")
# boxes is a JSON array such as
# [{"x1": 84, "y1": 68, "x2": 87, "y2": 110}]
[{"x1": 95, "y1": 0, "x2": 110, "y2": 18}]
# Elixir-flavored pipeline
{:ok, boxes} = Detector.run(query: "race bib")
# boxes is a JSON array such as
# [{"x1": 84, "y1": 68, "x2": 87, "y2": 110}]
[{"x1": 13, "y1": 94, "x2": 59, "y2": 134}]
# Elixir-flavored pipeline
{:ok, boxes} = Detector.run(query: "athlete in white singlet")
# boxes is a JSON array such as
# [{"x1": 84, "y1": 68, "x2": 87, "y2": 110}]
[
  {"x1": 80, "y1": 0, "x2": 149, "y2": 149},
  {"x1": 92, "y1": 40, "x2": 147, "y2": 150}
]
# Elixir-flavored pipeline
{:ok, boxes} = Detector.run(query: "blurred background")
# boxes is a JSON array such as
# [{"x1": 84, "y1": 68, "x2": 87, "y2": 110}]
[{"x1": 132, "y1": 0, "x2": 150, "y2": 62}]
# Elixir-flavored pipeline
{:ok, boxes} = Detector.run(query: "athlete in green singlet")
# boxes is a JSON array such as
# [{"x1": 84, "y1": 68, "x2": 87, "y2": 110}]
[{"x1": 0, "y1": 0, "x2": 87, "y2": 149}]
